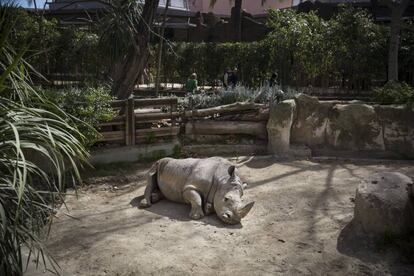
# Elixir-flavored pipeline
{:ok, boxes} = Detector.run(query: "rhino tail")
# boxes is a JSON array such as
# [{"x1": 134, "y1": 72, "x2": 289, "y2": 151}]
[{"x1": 140, "y1": 161, "x2": 160, "y2": 208}]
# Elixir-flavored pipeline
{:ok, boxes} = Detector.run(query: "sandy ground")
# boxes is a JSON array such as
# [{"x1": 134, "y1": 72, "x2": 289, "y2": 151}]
[{"x1": 26, "y1": 157, "x2": 414, "y2": 276}]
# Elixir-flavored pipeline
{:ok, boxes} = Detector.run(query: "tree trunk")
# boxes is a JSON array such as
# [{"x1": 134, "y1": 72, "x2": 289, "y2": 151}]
[
  {"x1": 232, "y1": 0, "x2": 242, "y2": 41},
  {"x1": 155, "y1": 0, "x2": 170, "y2": 97},
  {"x1": 387, "y1": 0, "x2": 410, "y2": 82},
  {"x1": 112, "y1": 0, "x2": 160, "y2": 100}
]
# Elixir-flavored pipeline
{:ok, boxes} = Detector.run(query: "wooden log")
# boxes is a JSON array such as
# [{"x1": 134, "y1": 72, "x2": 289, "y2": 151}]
[
  {"x1": 183, "y1": 134, "x2": 260, "y2": 144},
  {"x1": 134, "y1": 98, "x2": 178, "y2": 108},
  {"x1": 182, "y1": 144, "x2": 268, "y2": 156},
  {"x1": 111, "y1": 100, "x2": 125, "y2": 108},
  {"x1": 99, "y1": 131, "x2": 125, "y2": 142},
  {"x1": 183, "y1": 102, "x2": 264, "y2": 118},
  {"x1": 135, "y1": 112, "x2": 180, "y2": 122},
  {"x1": 98, "y1": 116, "x2": 125, "y2": 127},
  {"x1": 215, "y1": 108, "x2": 269, "y2": 121},
  {"x1": 185, "y1": 121, "x2": 267, "y2": 139},
  {"x1": 135, "y1": 126, "x2": 180, "y2": 139}
]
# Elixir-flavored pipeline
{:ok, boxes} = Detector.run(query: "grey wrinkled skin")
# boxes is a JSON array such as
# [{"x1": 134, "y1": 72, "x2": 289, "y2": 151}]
[{"x1": 139, "y1": 157, "x2": 255, "y2": 224}]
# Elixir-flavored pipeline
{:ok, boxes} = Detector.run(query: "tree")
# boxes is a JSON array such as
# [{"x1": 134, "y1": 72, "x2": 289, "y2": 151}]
[
  {"x1": 103, "y1": 0, "x2": 160, "y2": 100},
  {"x1": 155, "y1": 0, "x2": 171, "y2": 96},
  {"x1": 379, "y1": 0, "x2": 411, "y2": 81}
]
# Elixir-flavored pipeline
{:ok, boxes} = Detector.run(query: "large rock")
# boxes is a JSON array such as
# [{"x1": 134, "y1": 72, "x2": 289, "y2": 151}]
[
  {"x1": 375, "y1": 105, "x2": 414, "y2": 159},
  {"x1": 354, "y1": 172, "x2": 414, "y2": 236},
  {"x1": 326, "y1": 104, "x2": 385, "y2": 151},
  {"x1": 291, "y1": 94, "x2": 334, "y2": 147},
  {"x1": 267, "y1": 99, "x2": 296, "y2": 153}
]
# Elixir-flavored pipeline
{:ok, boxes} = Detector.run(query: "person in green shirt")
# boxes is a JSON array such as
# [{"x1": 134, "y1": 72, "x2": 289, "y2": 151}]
[{"x1": 185, "y1": 73, "x2": 198, "y2": 94}]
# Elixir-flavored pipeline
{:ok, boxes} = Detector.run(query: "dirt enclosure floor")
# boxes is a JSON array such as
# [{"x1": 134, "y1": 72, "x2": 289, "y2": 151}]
[{"x1": 27, "y1": 157, "x2": 414, "y2": 276}]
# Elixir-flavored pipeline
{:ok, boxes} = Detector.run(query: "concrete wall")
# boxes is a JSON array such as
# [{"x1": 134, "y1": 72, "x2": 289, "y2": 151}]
[
  {"x1": 267, "y1": 94, "x2": 414, "y2": 159},
  {"x1": 90, "y1": 140, "x2": 180, "y2": 165}
]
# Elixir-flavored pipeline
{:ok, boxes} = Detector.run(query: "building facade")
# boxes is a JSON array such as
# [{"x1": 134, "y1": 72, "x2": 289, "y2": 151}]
[{"x1": 188, "y1": 0, "x2": 294, "y2": 16}]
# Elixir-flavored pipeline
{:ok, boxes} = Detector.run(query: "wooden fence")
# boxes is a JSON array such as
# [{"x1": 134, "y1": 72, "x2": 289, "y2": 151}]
[
  {"x1": 100, "y1": 98, "x2": 269, "y2": 156},
  {"x1": 98, "y1": 97, "x2": 179, "y2": 146}
]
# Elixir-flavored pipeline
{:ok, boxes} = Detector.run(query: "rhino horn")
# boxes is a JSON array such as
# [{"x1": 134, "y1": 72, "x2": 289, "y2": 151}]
[{"x1": 237, "y1": 201, "x2": 255, "y2": 218}]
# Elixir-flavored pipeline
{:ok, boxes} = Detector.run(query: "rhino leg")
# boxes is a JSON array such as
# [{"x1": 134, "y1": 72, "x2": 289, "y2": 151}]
[
  {"x1": 140, "y1": 167, "x2": 158, "y2": 208},
  {"x1": 151, "y1": 190, "x2": 164, "y2": 203},
  {"x1": 183, "y1": 189, "x2": 204, "y2": 220},
  {"x1": 204, "y1": 202, "x2": 214, "y2": 216}
]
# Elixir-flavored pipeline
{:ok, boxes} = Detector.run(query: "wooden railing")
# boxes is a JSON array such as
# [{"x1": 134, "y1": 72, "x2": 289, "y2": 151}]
[
  {"x1": 98, "y1": 97, "x2": 179, "y2": 146},
  {"x1": 97, "y1": 99, "x2": 269, "y2": 148}
]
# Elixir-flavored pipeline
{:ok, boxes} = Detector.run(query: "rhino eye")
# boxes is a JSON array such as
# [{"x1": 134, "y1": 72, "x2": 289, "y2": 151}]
[{"x1": 224, "y1": 197, "x2": 230, "y2": 202}]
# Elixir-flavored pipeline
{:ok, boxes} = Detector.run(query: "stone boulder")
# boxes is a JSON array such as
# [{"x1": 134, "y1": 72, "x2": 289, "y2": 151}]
[
  {"x1": 375, "y1": 105, "x2": 414, "y2": 159},
  {"x1": 291, "y1": 94, "x2": 334, "y2": 147},
  {"x1": 267, "y1": 99, "x2": 296, "y2": 153},
  {"x1": 354, "y1": 172, "x2": 414, "y2": 236},
  {"x1": 326, "y1": 104, "x2": 385, "y2": 151}
]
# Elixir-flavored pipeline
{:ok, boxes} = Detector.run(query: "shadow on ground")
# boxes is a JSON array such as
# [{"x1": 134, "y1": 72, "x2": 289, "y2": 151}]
[
  {"x1": 337, "y1": 220, "x2": 414, "y2": 276},
  {"x1": 130, "y1": 196, "x2": 242, "y2": 229}
]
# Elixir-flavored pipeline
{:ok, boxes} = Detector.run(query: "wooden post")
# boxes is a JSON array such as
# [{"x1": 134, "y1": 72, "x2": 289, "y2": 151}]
[
  {"x1": 171, "y1": 100, "x2": 178, "y2": 137},
  {"x1": 125, "y1": 97, "x2": 135, "y2": 146}
]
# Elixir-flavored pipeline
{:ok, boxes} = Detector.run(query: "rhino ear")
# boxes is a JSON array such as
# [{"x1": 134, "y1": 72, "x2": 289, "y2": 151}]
[
  {"x1": 237, "y1": 201, "x2": 255, "y2": 219},
  {"x1": 228, "y1": 165, "x2": 236, "y2": 177}
]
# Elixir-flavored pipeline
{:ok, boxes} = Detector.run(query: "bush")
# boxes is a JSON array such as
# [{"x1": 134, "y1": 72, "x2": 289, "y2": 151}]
[
  {"x1": 374, "y1": 81, "x2": 414, "y2": 105},
  {"x1": 44, "y1": 85, "x2": 116, "y2": 146},
  {"x1": 1, "y1": 5, "x2": 88, "y2": 274},
  {"x1": 177, "y1": 85, "x2": 297, "y2": 110}
]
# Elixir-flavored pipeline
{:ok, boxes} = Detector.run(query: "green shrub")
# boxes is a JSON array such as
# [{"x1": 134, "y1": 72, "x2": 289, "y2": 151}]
[
  {"x1": 177, "y1": 85, "x2": 297, "y2": 110},
  {"x1": 374, "y1": 81, "x2": 414, "y2": 105},
  {"x1": 44, "y1": 85, "x2": 116, "y2": 146}
]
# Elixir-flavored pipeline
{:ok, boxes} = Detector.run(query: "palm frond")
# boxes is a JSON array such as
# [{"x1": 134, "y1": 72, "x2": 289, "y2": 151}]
[{"x1": 0, "y1": 4, "x2": 89, "y2": 275}]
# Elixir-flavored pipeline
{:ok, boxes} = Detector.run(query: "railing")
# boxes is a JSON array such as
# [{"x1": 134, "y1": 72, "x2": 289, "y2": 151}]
[{"x1": 98, "y1": 97, "x2": 179, "y2": 146}]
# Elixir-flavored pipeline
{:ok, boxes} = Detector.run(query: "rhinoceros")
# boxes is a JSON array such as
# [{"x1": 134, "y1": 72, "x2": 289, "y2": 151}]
[{"x1": 139, "y1": 157, "x2": 254, "y2": 224}]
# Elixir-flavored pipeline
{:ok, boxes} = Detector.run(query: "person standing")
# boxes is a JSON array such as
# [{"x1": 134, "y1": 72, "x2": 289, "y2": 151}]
[
  {"x1": 223, "y1": 67, "x2": 231, "y2": 89},
  {"x1": 269, "y1": 72, "x2": 278, "y2": 87},
  {"x1": 229, "y1": 67, "x2": 239, "y2": 88},
  {"x1": 185, "y1": 73, "x2": 198, "y2": 94}
]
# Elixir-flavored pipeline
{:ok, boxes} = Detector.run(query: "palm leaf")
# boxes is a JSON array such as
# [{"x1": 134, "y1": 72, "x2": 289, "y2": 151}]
[{"x1": 0, "y1": 4, "x2": 89, "y2": 275}]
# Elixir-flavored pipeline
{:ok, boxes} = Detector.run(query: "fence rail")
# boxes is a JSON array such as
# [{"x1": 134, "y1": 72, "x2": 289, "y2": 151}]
[
  {"x1": 98, "y1": 97, "x2": 179, "y2": 146},
  {"x1": 97, "y1": 97, "x2": 269, "y2": 149}
]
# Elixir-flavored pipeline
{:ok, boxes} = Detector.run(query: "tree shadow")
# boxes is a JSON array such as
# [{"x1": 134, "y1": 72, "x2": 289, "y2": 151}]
[
  {"x1": 246, "y1": 162, "x2": 325, "y2": 189},
  {"x1": 237, "y1": 155, "x2": 278, "y2": 169},
  {"x1": 130, "y1": 196, "x2": 243, "y2": 229}
]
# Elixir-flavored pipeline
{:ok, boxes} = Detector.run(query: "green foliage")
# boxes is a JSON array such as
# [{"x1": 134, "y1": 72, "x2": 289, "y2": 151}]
[
  {"x1": 44, "y1": 85, "x2": 116, "y2": 147},
  {"x1": 145, "y1": 132, "x2": 156, "y2": 144},
  {"x1": 172, "y1": 145, "x2": 182, "y2": 158},
  {"x1": 158, "y1": 5, "x2": 391, "y2": 90},
  {"x1": 9, "y1": 7, "x2": 106, "y2": 81},
  {"x1": 160, "y1": 42, "x2": 271, "y2": 88},
  {"x1": 0, "y1": 4, "x2": 89, "y2": 275},
  {"x1": 98, "y1": 0, "x2": 144, "y2": 62},
  {"x1": 400, "y1": 20, "x2": 414, "y2": 85},
  {"x1": 177, "y1": 85, "x2": 296, "y2": 110},
  {"x1": 8, "y1": 4, "x2": 414, "y2": 90},
  {"x1": 266, "y1": 9, "x2": 332, "y2": 86},
  {"x1": 374, "y1": 81, "x2": 414, "y2": 104},
  {"x1": 328, "y1": 5, "x2": 387, "y2": 89}
]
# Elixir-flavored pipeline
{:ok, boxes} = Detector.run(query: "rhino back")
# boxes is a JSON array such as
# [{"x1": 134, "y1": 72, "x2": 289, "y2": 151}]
[{"x1": 157, "y1": 157, "x2": 231, "y2": 203}]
